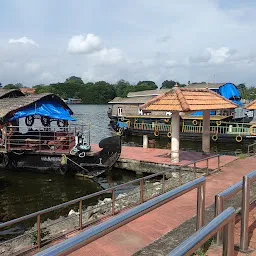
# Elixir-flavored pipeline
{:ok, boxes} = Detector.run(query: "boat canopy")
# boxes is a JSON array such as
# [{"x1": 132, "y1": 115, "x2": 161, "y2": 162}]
[
  {"x1": 9, "y1": 100, "x2": 76, "y2": 121},
  {"x1": 218, "y1": 83, "x2": 241, "y2": 101}
]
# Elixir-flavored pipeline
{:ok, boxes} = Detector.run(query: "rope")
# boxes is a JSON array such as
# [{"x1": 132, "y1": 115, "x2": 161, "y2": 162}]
[{"x1": 65, "y1": 155, "x2": 94, "y2": 178}]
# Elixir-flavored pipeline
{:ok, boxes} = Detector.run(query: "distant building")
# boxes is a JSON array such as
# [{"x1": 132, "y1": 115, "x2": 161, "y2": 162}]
[
  {"x1": 20, "y1": 88, "x2": 36, "y2": 95},
  {"x1": 65, "y1": 98, "x2": 82, "y2": 104},
  {"x1": 108, "y1": 89, "x2": 170, "y2": 117}
]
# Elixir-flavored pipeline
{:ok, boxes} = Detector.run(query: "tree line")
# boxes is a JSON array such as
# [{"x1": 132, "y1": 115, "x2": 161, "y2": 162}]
[
  {"x1": 2, "y1": 77, "x2": 186, "y2": 104},
  {"x1": 2, "y1": 78, "x2": 256, "y2": 104}
]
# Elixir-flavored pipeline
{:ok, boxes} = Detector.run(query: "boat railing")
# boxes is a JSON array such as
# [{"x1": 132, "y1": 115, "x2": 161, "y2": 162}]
[
  {"x1": 134, "y1": 122, "x2": 171, "y2": 132},
  {"x1": 4, "y1": 124, "x2": 90, "y2": 153},
  {"x1": 215, "y1": 170, "x2": 256, "y2": 251},
  {"x1": 34, "y1": 177, "x2": 206, "y2": 256},
  {"x1": 247, "y1": 142, "x2": 256, "y2": 155},
  {"x1": 133, "y1": 121, "x2": 256, "y2": 136},
  {"x1": 168, "y1": 207, "x2": 235, "y2": 256},
  {"x1": 0, "y1": 155, "x2": 221, "y2": 253}
]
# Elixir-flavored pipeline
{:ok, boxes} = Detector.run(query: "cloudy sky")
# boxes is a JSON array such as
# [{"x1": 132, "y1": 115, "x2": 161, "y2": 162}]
[{"x1": 1, "y1": 0, "x2": 256, "y2": 87}]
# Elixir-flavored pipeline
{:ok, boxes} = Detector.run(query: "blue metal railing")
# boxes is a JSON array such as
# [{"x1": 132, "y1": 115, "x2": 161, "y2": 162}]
[{"x1": 35, "y1": 177, "x2": 206, "y2": 256}]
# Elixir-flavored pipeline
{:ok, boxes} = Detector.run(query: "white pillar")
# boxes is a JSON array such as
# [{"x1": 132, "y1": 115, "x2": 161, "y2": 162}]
[
  {"x1": 171, "y1": 112, "x2": 180, "y2": 163},
  {"x1": 143, "y1": 135, "x2": 148, "y2": 148},
  {"x1": 202, "y1": 110, "x2": 210, "y2": 153}
]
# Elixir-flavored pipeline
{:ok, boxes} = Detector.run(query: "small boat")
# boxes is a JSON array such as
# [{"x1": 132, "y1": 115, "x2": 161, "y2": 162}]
[{"x1": 0, "y1": 89, "x2": 121, "y2": 177}]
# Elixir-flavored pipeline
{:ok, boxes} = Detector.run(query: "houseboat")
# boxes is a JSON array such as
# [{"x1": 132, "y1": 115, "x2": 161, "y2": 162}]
[
  {"x1": 0, "y1": 89, "x2": 121, "y2": 177},
  {"x1": 108, "y1": 83, "x2": 256, "y2": 143}
]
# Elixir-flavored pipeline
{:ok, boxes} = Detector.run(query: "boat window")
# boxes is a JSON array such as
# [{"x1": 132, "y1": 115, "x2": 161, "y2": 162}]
[{"x1": 117, "y1": 107, "x2": 122, "y2": 116}]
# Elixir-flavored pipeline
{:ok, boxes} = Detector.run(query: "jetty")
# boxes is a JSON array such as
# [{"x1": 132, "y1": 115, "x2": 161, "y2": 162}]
[
  {"x1": 33, "y1": 156, "x2": 256, "y2": 256},
  {"x1": 114, "y1": 146, "x2": 237, "y2": 174}
]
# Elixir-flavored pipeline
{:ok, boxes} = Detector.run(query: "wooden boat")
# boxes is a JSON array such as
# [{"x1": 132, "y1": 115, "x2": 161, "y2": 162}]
[{"x1": 0, "y1": 89, "x2": 121, "y2": 176}]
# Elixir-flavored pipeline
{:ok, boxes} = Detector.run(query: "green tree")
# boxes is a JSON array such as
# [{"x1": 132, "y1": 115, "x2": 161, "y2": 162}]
[
  {"x1": 4, "y1": 83, "x2": 24, "y2": 89},
  {"x1": 65, "y1": 76, "x2": 84, "y2": 84}
]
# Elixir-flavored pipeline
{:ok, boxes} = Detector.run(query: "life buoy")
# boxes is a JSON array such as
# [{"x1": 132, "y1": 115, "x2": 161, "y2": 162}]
[
  {"x1": 236, "y1": 135, "x2": 242, "y2": 143},
  {"x1": 126, "y1": 120, "x2": 131, "y2": 128},
  {"x1": 212, "y1": 134, "x2": 218, "y2": 141},
  {"x1": 7, "y1": 123, "x2": 13, "y2": 137},
  {"x1": 57, "y1": 120, "x2": 68, "y2": 127},
  {"x1": 192, "y1": 120, "x2": 198, "y2": 126},
  {"x1": 167, "y1": 131, "x2": 172, "y2": 138},
  {"x1": 119, "y1": 127, "x2": 124, "y2": 136},
  {"x1": 41, "y1": 116, "x2": 50, "y2": 127},
  {"x1": 249, "y1": 125, "x2": 256, "y2": 136},
  {"x1": 154, "y1": 130, "x2": 159, "y2": 137},
  {"x1": 121, "y1": 116, "x2": 125, "y2": 121},
  {"x1": 25, "y1": 116, "x2": 34, "y2": 126},
  {"x1": 164, "y1": 119, "x2": 170, "y2": 124},
  {"x1": 216, "y1": 121, "x2": 221, "y2": 126}
]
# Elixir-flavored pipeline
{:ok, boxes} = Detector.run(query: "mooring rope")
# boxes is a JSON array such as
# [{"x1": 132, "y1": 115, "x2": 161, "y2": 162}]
[{"x1": 62, "y1": 154, "x2": 94, "y2": 179}]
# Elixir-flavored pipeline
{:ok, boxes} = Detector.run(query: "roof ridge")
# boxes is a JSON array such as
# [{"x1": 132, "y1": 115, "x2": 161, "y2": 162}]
[{"x1": 175, "y1": 87, "x2": 190, "y2": 111}]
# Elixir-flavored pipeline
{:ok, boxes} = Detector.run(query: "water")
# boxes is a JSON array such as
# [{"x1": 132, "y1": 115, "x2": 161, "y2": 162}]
[{"x1": 0, "y1": 104, "x2": 249, "y2": 225}]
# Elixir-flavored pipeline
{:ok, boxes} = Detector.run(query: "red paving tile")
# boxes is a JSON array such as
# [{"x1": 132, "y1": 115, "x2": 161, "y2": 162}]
[{"x1": 118, "y1": 146, "x2": 237, "y2": 169}]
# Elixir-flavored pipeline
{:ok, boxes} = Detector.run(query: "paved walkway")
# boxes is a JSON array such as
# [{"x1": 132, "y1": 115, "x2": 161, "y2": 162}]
[
  {"x1": 118, "y1": 146, "x2": 237, "y2": 169},
  {"x1": 67, "y1": 156, "x2": 256, "y2": 256}
]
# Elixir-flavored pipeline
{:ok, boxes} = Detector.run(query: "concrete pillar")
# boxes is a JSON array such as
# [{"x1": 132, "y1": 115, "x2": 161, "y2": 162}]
[
  {"x1": 143, "y1": 135, "x2": 148, "y2": 148},
  {"x1": 202, "y1": 110, "x2": 210, "y2": 154},
  {"x1": 171, "y1": 112, "x2": 180, "y2": 163}
]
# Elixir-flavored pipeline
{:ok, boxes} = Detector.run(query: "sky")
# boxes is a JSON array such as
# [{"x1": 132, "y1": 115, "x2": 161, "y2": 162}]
[{"x1": 1, "y1": 0, "x2": 256, "y2": 87}]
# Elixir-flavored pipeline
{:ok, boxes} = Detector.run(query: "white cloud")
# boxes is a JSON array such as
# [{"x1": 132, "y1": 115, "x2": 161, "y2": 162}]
[
  {"x1": 39, "y1": 72, "x2": 55, "y2": 83},
  {"x1": 206, "y1": 47, "x2": 231, "y2": 64},
  {"x1": 95, "y1": 48, "x2": 124, "y2": 65},
  {"x1": 25, "y1": 63, "x2": 41, "y2": 73},
  {"x1": 8, "y1": 36, "x2": 39, "y2": 47},
  {"x1": 67, "y1": 34, "x2": 102, "y2": 54}
]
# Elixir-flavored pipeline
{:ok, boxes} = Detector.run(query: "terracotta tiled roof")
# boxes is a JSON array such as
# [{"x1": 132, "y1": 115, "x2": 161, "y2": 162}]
[
  {"x1": 141, "y1": 87, "x2": 238, "y2": 112},
  {"x1": 245, "y1": 100, "x2": 256, "y2": 110}
]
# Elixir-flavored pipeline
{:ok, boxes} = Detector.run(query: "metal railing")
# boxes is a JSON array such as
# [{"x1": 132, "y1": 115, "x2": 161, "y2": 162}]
[
  {"x1": 248, "y1": 142, "x2": 256, "y2": 155},
  {"x1": 133, "y1": 121, "x2": 256, "y2": 136},
  {"x1": 183, "y1": 123, "x2": 254, "y2": 135},
  {"x1": 3, "y1": 124, "x2": 90, "y2": 153},
  {"x1": 34, "y1": 177, "x2": 206, "y2": 256},
  {"x1": 168, "y1": 207, "x2": 235, "y2": 256},
  {"x1": 215, "y1": 170, "x2": 256, "y2": 252},
  {"x1": 179, "y1": 154, "x2": 221, "y2": 178},
  {"x1": 0, "y1": 154, "x2": 220, "y2": 253}
]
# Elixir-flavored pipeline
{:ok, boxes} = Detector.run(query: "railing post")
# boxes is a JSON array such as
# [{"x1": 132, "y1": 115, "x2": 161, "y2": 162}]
[
  {"x1": 206, "y1": 159, "x2": 209, "y2": 175},
  {"x1": 223, "y1": 214, "x2": 235, "y2": 256},
  {"x1": 196, "y1": 182, "x2": 205, "y2": 230},
  {"x1": 215, "y1": 195, "x2": 224, "y2": 245},
  {"x1": 162, "y1": 174, "x2": 165, "y2": 194},
  {"x1": 179, "y1": 168, "x2": 182, "y2": 186},
  {"x1": 112, "y1": 189, "x2": 115, "y2": 215},
  {"x1": 37, "y1": 214, "x2": 41, "y2": 249},
  {"x1": 194, "y1": 162, "x2": 196, "y2": 178},
  {"x1": 240, "y1": 175, "x2": 250, "y2": 252},
  {"x1": 79, "y1": 200, "x2": 83, "y2": 230},
  {"x1": 140, "y1": 179, "x2": 144, "y2": 203},
  {"x1": 218, "y1": 155, "x2": 220, "y2": 172}
]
